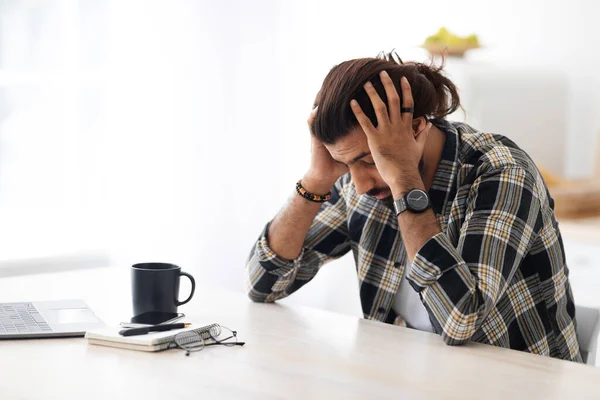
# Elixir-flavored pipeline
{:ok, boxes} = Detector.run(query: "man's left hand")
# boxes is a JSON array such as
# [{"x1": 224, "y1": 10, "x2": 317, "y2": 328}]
[{"x1": 350, "y1": 71, "x2": 432, "y2": 196}]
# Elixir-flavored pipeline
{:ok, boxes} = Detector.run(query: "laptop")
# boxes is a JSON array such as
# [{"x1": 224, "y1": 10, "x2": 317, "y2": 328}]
[{"x1": 0, "y1": 299, "x2": 105, "y2": 339}]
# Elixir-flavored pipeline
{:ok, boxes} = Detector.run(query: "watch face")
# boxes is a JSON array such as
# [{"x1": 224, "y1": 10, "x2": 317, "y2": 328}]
[{"x1": 406, "y1": 189, "x2": 429, "y2": 212}]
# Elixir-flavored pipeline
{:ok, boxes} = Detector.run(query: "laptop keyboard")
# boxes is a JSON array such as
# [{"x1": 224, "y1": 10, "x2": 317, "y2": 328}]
[{"x1": 0, "y1": 303, "x2": 53, "y2": 334}]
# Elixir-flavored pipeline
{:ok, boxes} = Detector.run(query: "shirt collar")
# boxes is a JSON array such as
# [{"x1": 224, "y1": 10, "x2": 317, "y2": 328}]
[{"x1": 428, "y1": 119, "x2": 460, "y2": 216}]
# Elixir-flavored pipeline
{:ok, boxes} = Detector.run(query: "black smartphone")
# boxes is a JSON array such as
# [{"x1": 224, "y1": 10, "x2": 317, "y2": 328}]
[{"x1": 129, "y1": 311, "x2": 185, "y2": 326}]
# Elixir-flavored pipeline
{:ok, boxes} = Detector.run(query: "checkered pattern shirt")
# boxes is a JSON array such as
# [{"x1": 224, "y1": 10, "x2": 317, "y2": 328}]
[{"x1": 246, "y1": 119, "x2": 582, "y2": 362}]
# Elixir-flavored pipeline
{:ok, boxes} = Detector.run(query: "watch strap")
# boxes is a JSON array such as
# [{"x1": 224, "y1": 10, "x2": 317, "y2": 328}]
[{"x1": 393, "y1": 196, "x2": 408, "y2": 216}]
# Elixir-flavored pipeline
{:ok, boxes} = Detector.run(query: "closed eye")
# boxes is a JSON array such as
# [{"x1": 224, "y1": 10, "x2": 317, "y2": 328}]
[{"x1": 362, "y1": 161, "x2": 376, "y2": 167}]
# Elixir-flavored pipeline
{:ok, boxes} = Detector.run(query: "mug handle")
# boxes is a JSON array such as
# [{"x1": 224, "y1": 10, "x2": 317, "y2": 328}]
[{"x1": 176, "y1": 271, "x2": 196, "y2": 306}]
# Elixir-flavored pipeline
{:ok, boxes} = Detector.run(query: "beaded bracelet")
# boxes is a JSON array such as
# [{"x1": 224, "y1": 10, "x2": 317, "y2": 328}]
[{"x1": 295, "y1": 180, "x2": 332, "y2": 203}]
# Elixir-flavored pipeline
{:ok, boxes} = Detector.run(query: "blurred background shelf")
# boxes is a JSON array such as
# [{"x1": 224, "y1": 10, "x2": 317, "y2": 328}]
[{"x1": 551, "y1": 180, "x2": 600, "y2": 219}]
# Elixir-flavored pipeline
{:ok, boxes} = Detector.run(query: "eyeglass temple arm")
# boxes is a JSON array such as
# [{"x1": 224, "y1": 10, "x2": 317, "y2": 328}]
[{"x1": 204, "y1": 341, "x2": 245, "y2": 347}]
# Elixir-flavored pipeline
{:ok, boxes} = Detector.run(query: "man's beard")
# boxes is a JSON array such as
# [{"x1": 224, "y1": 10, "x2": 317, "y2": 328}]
[
  {"x1": 381, "y1": 196, "x2": 395, "y2": 211},
  {"x1": 369, "y1": 158, "x2": 425, "y2": 211}
]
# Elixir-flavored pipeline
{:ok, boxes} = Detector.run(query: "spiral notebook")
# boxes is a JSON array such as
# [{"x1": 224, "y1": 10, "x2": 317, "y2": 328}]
[{"x1": 85, "y1": 323, "x2": 218, "y2": 352}]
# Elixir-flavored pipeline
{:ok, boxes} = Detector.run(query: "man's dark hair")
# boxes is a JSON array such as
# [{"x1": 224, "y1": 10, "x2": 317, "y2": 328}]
[{"x1": 312, "y1": 52, "x2": 461, "y2": 144}]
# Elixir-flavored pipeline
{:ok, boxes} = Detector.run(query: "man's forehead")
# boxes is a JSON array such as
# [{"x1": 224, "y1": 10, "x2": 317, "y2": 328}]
[
  {"x1": 324, "y1": 128, "x2": 370, "y2": 164},
  {"x1": 325, "y1": 127, "x2": 367, "y2": 149}
]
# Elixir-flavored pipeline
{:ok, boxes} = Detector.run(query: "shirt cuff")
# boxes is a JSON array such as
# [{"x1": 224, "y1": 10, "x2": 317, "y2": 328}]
[
  {"x1": 407, "y1": 232, "x2": 463, "y2": 291},
  {"x1": 255, "y1": 222, "x2": 304, "y2": 276}
]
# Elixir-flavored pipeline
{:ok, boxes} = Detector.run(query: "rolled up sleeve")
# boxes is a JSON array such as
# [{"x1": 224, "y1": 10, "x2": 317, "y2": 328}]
[
  {"x1": 407, "y1": 166, "x2": 543, "y2": 345},
  {"x1": 245, "y1": 177, "x2": 351, "y2": 303}
]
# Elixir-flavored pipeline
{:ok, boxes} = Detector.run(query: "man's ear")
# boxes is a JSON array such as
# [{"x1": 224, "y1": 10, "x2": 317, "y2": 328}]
[{"x1": 412, "y1": 117, "x2": 427, "y2": 137}]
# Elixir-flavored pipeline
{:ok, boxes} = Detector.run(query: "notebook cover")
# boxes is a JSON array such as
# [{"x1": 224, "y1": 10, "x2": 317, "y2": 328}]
[{"x1": 85, "y1": 323, "x2": 217, "y2": 352}]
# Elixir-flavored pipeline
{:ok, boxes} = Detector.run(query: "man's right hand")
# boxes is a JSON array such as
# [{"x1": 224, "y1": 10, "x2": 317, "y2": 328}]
[{"x1": 303, "y1": 106, "x2": 349, "y2": 194}]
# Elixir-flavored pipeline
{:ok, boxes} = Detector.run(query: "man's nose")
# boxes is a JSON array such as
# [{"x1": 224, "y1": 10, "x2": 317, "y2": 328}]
[{"x1": 350, "y1": 170, "x2": 375, "y2": 195}]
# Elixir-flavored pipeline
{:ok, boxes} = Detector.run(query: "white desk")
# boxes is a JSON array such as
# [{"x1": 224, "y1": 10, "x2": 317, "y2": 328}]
[{"x1": 1, "y1": 267, "x2": 600, "y2": 399}]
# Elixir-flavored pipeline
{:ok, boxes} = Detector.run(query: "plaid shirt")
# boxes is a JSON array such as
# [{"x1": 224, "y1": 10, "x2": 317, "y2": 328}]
[{"x1": 246, "y1": 119, "x2": 582, "y2": 362}]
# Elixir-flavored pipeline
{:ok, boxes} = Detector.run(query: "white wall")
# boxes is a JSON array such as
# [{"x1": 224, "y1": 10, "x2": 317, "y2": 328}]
[{"x1": 1, "y1": 0, "x2": 600, "y2": 316}]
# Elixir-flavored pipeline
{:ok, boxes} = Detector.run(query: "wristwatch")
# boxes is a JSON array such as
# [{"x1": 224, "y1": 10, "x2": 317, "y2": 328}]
[{"x1": 393, "y1": 189, "x2": 431, "y2": 216}]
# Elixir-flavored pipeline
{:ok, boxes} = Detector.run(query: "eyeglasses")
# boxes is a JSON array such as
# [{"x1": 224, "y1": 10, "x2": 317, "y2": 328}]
[{"x1": 173, "y1": 324, "x2": 245, "y2": 356}]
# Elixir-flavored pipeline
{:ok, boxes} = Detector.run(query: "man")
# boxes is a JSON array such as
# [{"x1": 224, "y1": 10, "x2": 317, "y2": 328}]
[{"x1": 245, "y1": 54, "x2": 582, "y2": 362}]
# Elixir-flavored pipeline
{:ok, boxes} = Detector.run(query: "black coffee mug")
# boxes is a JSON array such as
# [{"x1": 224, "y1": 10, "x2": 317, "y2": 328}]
[{"x1": 131, "y1": 262, "x2": 196, "y2": 316}]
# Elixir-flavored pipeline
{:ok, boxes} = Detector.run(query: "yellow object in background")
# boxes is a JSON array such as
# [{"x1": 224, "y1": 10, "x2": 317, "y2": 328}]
[{"x1": 422, "y1": 27, "x2": 480, "y2": 57}]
